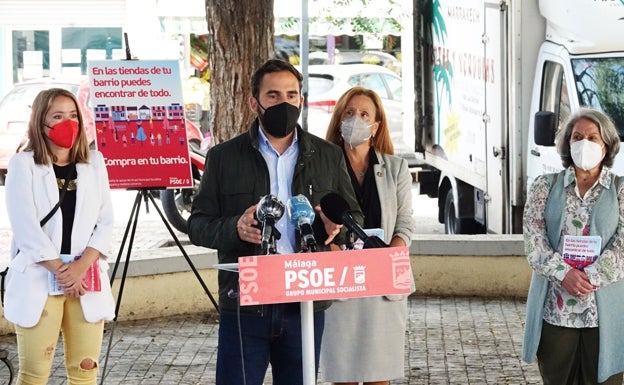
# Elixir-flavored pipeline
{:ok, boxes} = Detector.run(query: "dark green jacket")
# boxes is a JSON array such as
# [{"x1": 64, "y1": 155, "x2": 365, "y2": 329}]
[{"x1": 188, "y1": 122, "x2": 362, "y2": 315}]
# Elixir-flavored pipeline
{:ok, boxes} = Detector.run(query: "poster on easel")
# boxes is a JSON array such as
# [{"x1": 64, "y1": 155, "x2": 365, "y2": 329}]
[{"x1": 87, "y1": 59, "x2": 193, "y2": 190}]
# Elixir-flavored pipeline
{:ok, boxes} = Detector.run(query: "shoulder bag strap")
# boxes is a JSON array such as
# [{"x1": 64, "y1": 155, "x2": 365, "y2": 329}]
[
  {"x1": 39, "y1": 162, "x2": 76, "y2": 227},
  {"x1": 0, "y1": 268, "x2": 7, "y2": 307}
]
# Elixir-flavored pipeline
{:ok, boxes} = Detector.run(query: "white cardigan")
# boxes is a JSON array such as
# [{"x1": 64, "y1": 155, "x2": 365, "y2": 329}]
[{"x1": 4, "y1": 150, "x2": 115, "y2": 327}]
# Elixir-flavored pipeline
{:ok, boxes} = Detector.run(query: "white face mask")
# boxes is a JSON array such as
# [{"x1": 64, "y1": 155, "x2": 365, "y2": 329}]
[
  {"x1": 341, "y1": 116, "x2": 373, "y2": 149},
  {"x1": 570, "y1": 139, "x2": 605, "y2": 171}
]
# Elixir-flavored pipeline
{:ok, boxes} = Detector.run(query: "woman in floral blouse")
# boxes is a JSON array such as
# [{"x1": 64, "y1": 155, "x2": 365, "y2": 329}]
[{"x1": 522, "y1": 108, "x2": 624, "y2": 385}]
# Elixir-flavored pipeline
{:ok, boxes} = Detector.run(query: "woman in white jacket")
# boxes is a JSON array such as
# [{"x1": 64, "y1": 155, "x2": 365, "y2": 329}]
[{"x1": 4, "y1": 88, "x2": 115, "y2": 385}]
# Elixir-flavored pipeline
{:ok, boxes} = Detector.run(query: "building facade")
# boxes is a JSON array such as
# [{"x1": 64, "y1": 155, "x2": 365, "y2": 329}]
[{"x1": 0, "y1": 0, "x2": 207, "y2": 95}]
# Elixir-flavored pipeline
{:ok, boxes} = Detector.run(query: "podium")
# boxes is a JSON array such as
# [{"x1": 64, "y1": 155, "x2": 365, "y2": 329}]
[{"x1": 215, "y1": 246, "x2": 412, "y2": 385}]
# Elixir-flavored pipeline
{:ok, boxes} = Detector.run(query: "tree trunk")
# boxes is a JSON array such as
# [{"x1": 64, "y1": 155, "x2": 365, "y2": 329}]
[{"x1": 205, "y1": 0, "x2": 275, "y2": 144}]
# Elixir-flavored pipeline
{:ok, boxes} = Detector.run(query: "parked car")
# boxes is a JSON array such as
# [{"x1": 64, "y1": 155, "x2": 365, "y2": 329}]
[
  {"x1": 308, "y1": 50, "x2": 402, "y2": 75},
  {"x1": 303, "y1": 64, "x2": 413, "y2": 162},
  {"x1": 275, "y1": 36, "x2": 301, "y2": 64}
]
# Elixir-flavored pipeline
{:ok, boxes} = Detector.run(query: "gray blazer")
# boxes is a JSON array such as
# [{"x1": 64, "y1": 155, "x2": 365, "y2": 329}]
[
  {"x1": 372, "y1": 149, "x2": 414, "y2": 247},
  {"x1": 372, "y1": 150, "x2": 415, "y2": 298}
]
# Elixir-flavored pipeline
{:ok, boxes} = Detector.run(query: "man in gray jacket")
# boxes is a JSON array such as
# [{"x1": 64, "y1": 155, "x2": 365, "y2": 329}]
[{"x1": 188, "y1": 59, "x2": 361, "y2": 385}]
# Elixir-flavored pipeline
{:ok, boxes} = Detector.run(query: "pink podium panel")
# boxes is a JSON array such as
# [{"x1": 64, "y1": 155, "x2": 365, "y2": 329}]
[{"x1": 238, "y1": 246, "x2": 412, "y2": 306}]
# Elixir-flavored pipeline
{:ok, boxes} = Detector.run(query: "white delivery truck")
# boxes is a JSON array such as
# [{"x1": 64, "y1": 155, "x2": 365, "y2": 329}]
[{"x1": 410, "y1": 0, "x2": 624, "y2": 234}]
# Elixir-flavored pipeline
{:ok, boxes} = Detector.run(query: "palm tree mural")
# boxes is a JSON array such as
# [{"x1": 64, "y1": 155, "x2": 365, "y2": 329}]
[{"x1": 427, "y1": 0, "x2": 453, "y2": 142}]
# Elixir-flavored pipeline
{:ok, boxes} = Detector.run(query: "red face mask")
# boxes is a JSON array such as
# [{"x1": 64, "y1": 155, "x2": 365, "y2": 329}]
[{"x1": 47, "y1": 119, "x2": 79, "y2": 149}]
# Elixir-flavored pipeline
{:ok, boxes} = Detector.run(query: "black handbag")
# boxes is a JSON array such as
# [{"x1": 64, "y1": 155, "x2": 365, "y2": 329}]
[{"x1": 1, "y1": 163, "x2": 76, "y2": 306}]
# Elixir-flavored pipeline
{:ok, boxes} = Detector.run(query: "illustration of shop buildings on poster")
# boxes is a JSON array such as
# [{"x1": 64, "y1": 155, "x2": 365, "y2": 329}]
[{"x1": 93, "y1": 102, "x2": 187, "y2": 149}]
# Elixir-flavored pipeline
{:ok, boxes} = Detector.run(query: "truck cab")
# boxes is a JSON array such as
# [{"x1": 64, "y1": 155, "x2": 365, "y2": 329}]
[
  {"x1": 412, "y1": 0, "x2": 624, "y2": 234},
  {"x1": 527, "y1": 1, "x2": 624, "y2": 190}
]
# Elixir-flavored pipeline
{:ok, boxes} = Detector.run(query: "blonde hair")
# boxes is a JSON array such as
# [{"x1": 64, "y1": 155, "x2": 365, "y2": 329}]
[
  {"x1": 25, "y1": 88, "x2": 90, "y2": 165},
  {"x1": 325, "y1": 86, "x2": 394, "y2": 154}
]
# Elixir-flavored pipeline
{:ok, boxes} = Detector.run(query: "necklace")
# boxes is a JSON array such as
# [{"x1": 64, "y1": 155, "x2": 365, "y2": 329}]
[
  {"x1": 347, "y1": 153, "x2": 368, "y2": 177},
  {"x1": 353, "y1": 166, "x2": 368, "y2": 177},
  {"x1": 56, "y1": 178, "x2": 78, "y2": 191}
]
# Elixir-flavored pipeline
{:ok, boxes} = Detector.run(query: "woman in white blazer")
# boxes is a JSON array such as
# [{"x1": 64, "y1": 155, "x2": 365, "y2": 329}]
[
  {"x1": 4, "y1": 88, "x2": 115, "y2": 385},
  {"x1": 320, "y1": 87, "x2": 415, "y2": 385}
]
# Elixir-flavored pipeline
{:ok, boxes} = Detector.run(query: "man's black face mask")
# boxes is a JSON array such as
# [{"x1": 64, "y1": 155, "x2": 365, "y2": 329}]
[{"x1": 256, "y1": 100, "x2": 301, "y2": 138}]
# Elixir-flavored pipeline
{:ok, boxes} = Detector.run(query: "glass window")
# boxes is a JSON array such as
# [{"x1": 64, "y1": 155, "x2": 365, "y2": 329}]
[
  {"x1": 61, "y1": 28, "x2": 123, "y2": 75},
  {"x1": 12, "y1": 30, "x2": 49, "y2": 83},
  {"x1": 572, "y1": 57, "x2": 624, "y2": 139},
  {"x1": 384, "y1": 74, "x2": 402, "y2": 102},
  {"x1": 540, "y1": 61, "x2": 570, "y2": 133},
  {"x1": 347, "y1": 74, "x2": 361, "y2": 87},
  {"x1": 308, "y1": 75, "x2": 335, "y2": 95},
  {"x1": 558, "y1": 73, "x2": 571, "y2": 133},
  {"x1": 358, "y1": 73, "x2": 388, "y2": 98}
]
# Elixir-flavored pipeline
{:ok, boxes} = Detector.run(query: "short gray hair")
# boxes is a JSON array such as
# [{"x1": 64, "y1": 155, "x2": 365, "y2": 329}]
[{"x1": 556, "y1": 107, "x2": 620, "y2": 168}]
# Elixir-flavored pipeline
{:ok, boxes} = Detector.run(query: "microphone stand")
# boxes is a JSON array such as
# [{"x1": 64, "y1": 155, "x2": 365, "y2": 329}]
[
  {"x1": 344, "y1": 230, "x2": 355, "y2": 250},
  {"x1": 300, "y1": 229, "x2": 317, "y2": 253},
  {"x1": 299, "y1": 231, "x2": 317, "y2": 385},
  {"x1": 261, "y1": 222, "x2": 280, "y2": 255}
]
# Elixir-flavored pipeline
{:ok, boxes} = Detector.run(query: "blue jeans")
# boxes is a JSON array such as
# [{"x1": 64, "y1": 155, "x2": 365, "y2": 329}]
[{"x1": 216, "y1": 303, "x2": 325, "y2": 385}]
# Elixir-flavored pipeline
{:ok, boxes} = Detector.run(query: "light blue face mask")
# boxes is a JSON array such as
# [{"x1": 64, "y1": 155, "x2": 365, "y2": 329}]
[{"x1": 340, "y1": 116, "x2": 373, "y2": 149}]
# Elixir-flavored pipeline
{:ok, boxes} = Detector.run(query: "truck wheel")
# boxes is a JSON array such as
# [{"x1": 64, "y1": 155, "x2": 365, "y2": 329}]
[
  {"x1": 443, "y1": 190, "x2": 462, "y2": 234},
  {"x1": 443, "y1": 190, "x2": 484, "y2": 234}
]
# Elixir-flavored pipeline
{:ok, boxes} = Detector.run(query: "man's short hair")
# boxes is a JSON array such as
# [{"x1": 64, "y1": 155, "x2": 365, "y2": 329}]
[{"x1": 251, "y1": 59, "x2": 303, "y2": 99}]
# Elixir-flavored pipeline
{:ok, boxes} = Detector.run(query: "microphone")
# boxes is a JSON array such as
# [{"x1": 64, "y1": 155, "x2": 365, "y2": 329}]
[
  {"x1": 255, "y1": 194, "x2": 285, "y2": 254},
  {"x1": 320, "y1": 192, "x2": 388, "y2": 249},
  {"x1": 286, "y1": 194, "x2": 317, "y2": 252}
]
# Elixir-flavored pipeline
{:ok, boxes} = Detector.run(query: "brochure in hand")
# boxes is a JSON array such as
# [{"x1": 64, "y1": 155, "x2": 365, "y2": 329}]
[
  {"x1": 48, "y1": 254, "x2": 101, "y2": 295},
  {"x1": 562, "y1": 235, "x2": 601, "y2": 270}
]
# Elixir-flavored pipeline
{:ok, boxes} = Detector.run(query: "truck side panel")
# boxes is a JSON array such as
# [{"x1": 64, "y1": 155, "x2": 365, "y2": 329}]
[
  {"x1": 420, "y1": 0, "x2": 509, "y2": 233},
  {"x1": 425, "y1": 0, "x2": 491, "y2": 191},
  {"x1": 416, "y1": 0, "x2": 542, "y2": 234}
]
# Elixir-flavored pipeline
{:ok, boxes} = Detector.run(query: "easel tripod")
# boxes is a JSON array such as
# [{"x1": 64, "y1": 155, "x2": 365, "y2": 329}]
[{"x1": 99, "y1": 188, "x2": 218, "y2": 384}]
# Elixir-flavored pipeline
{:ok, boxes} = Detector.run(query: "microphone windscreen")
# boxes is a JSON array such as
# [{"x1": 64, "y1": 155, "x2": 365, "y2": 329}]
[
  {"x1": 256, "y1": 194, "x2": 285, "y2": 221},
  {"x1": 320, "y1": 192, "x2": 350, "y2": 225},
  {"x1": 287, "y1": 195, "x2": 315, "y2": 226}
]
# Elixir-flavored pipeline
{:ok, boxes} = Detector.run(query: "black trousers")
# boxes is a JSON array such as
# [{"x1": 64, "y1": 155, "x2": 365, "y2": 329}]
[{"x1": 537, "y1": 322, "x2": 623, "y2": 385}]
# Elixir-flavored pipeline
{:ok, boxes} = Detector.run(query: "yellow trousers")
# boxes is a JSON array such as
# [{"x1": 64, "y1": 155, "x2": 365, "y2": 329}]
[{"x1": 15, "y1": 295, "x2": 104, "y2": 385}]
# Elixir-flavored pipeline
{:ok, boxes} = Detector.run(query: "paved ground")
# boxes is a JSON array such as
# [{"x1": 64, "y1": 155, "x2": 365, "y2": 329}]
[
  {"x1": 0, "y1": 189, "x2": 543, "y2": 384},
  {"x1": 0, "y1": 296, "x2": 542, "y2": 385}
]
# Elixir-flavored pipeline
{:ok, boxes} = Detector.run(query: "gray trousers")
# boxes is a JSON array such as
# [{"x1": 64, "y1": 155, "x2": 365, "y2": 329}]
[{"x1": 537, "y1": 322, "x2": 623, "y2": 385}]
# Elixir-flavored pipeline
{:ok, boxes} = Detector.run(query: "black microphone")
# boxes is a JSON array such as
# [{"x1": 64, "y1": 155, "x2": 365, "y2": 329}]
[
  {"x1": 286, "y1": 194, "x2": 317, "y2": 252},
  {"x1": 255, "y1": 194, "x2": 285, "y2": 254},
  {"x1": 320, "y1": 192, "x2": 388, "y2": 249}
]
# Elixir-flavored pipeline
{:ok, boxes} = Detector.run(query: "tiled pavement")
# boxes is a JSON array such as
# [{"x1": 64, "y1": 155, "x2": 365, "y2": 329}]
[{"x1": 0, "y1": 296, "x2": 542, "y2": 385}]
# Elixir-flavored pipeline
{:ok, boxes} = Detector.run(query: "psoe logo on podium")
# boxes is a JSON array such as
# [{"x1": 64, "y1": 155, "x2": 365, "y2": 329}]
[{"x1": 237, "y1": 246, "x2": 413, "y2": 306}]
